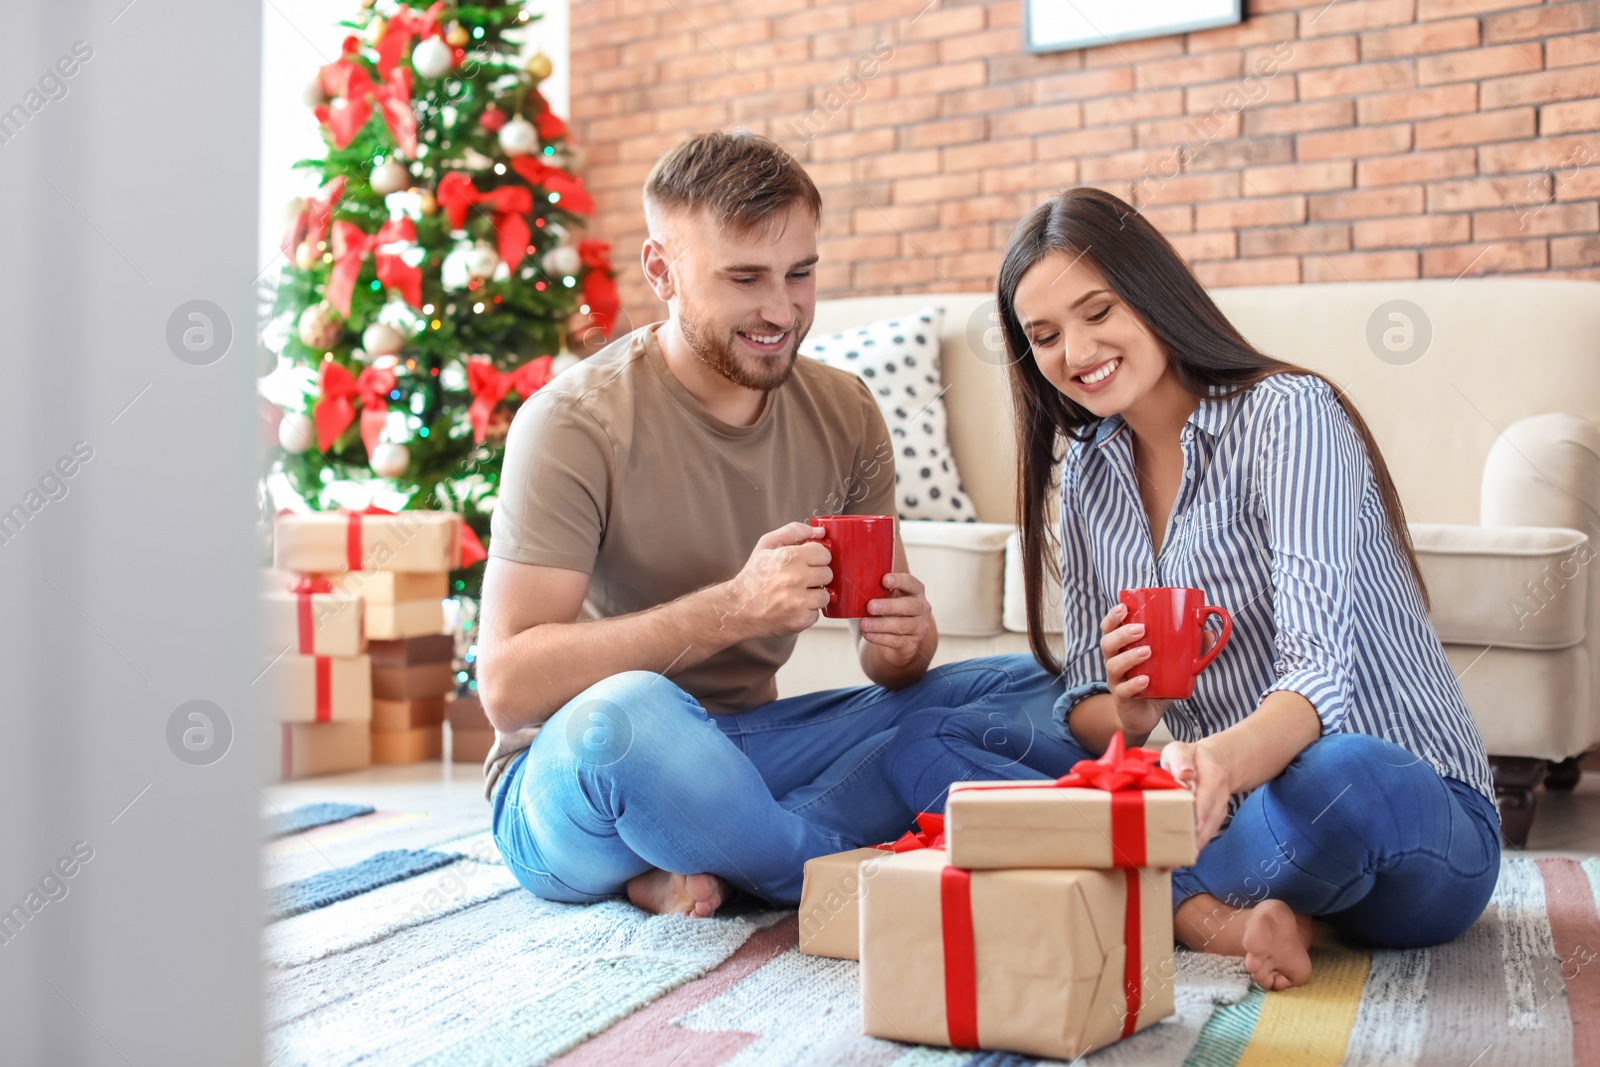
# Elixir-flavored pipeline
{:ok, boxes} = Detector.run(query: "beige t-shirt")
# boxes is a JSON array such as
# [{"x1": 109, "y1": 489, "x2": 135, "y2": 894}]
[{"x1": 482, "y1": 322, "x2": 896, "y2": 799}]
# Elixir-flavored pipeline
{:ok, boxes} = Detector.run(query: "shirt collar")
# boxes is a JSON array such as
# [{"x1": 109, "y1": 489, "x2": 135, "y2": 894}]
[{"x1": 1090, "y1": 386, "x2": 1244, "y2": 447}]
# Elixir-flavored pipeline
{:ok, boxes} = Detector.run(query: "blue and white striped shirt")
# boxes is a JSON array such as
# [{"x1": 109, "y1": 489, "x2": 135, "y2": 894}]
[{"x1": 1056, "y1": 373, "x2": 1494, "y2": 804}]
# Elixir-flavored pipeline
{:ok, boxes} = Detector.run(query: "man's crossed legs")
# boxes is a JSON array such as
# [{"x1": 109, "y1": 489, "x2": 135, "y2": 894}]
[{"x1": 491, "y1": 654, "x2": 1063, "y2": 909}]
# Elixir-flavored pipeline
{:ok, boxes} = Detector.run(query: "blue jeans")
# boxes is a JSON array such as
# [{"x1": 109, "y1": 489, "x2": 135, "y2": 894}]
[
  {"x1": 886, "y1": 705, "x2": 1501, "y2": 949},
  {"x1": 490, "y1": 654, "x2": 1064, "y2": 906}
]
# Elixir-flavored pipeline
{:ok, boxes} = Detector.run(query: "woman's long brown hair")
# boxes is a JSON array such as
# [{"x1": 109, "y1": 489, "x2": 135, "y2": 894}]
[{"x1": 999, "y1": 187, "x2": 1427, "y2": 675}]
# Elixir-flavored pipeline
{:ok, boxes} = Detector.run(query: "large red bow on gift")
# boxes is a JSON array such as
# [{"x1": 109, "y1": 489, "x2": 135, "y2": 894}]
[
  {"x1": 327, "y1": 218, "x2": 423, "y2": 318},
  {"x1": 508, "y1": 157, "x2": 593, "y2": 215},
  {"x1": 375, "y1": 0, "x2": 446, "y2": 79},
  {"x1": 576, "y1": 239, "x2": 619, "y2": 335},
  {"x1": 281, "y1": 176, "x2": 346, "y2": 261},
  {"x1": 1055, "y1": 732, "x2": 1182, "y2": 793},
  {"x1": 314, "y1": 361, "x2": 397, "y2": 458},
  {"x1": 874, "y1": 812, "x2": 945, "y2": 853},
  {"x1": 437, "y1": 173, "x2": 534, "y2": 270},
  {"x1": 466, "y1": 356, "x2": 553, "y2": 443}
]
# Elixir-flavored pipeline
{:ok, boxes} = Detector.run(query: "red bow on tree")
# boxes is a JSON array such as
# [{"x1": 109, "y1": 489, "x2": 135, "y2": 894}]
[
  {"x1": 875, "y1": 812, "x2": 945, "y2": 853},
  {"x1": 577, "y1": 239, "x2": 619, "y2": 335},
  {"x1": 375, "y1": 0, "x2": 446, "y2": 79},
  {"x1": 508, "y1": 157, "x2": 593, "y2": 215},
  {"x1": 371, "y1": 66, "x2": 418, "y2": 159},
  {"x1": 314, "y1": 361, "x2": 398, "y2": 458},
  {"x1": 465, "y1": 356, "x2": 554, "y2": 443},
  {"x1": 1055, "y1": 732, "x2": 1182, "y2": 793},
  {"x1": 437, "y1": 173, "x2": 534, "y2": 270},
  {"x1": 314, "y1": 38, "x2": 377, "y2": 149},
  {"x1": 326, "y1": 218, "x2": 423, "y2": 318},
  {"x1": 281, "y1": 177, "x2": 346, "y2": 261},
  {"x1": 528, "y1": 89, "x2": 567, "y2": 140}
]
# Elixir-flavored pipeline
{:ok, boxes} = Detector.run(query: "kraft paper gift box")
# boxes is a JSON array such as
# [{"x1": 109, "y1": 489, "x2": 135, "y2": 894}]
[
  {"x1": 372, "y1": 661, "x2": 455, "y2": 700},
  {"x1": 945, "y1": 735, "x2": 1198, "y2": 871},
  {"x1": 329, "y1": 570, "x2": 448, "y2": 605},
  {"x1": 859, "y1": 849, "x2": 1175, "y2": 1059},
  {"x1": 365, "y1": 598, "x2": 446, "y2": 641},
  {"x1": 276, "y1": 721, "x2": 371, "y2": 780},
  {"x1": 450, "y1": 726, "x2": 495, "y2": 763},
  {"x1": 371, "y1": 696, "x2": 447, "y2": 731},
  {"x1": 372, "y1": 725, "x2": 443, "y2": 764},
  {"x1": 799, "y1": 813, "x2": 946, "y2": 961},
  {"x1": 263, "y1": 578, "x2": 365, "y2": 658},
  {"x1": 274, "y1": 509, "x2": 466, "y2": 573},
  {"x1": 369, "y1": 633, "x2": 454, "y2": 667},
  {"x1": 270, "y1": 653, "x2": 372, "y2": 724}
]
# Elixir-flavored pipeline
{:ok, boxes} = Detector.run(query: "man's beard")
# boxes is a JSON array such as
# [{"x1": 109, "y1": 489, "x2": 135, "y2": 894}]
[{"x1": 679, "y1": 303, "x2": 807, "y2": 392}]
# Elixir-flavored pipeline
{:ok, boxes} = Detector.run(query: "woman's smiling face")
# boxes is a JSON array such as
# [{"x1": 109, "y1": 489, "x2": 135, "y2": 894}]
[{"x1": 1013, "y1": 251, "x2": 1170, "y2": 419}]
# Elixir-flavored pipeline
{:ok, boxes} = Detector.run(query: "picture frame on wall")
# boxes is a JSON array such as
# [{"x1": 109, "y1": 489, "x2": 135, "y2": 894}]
[{"x1": 1024, "y1": 0, "x2": 1243, "y2": 54}]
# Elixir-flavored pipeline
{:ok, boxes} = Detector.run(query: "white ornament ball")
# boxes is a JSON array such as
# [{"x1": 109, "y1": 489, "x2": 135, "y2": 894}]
[
  {"x1": 370, "y1": 159, "x2": 410, "y2": 195},
  {"x1": 542, "y1": 245, "x2": 581, "y2": 278},
  {"x1": 466, "y1": 240, "x2": 499, "y2": 281},
  {"x1": 440, "y1": 245, "x2": 474, "y2": 291},
  {"x1": 297, "y1": 302, "x2": 343, "y2": 350},
  {"x1": 497, "y1": 117, "x2": 539, "y2": 157},
  {"x1": 279, "y1": 411, "x2": 315, "y2": 454},
  {"x1": 412, "y1": 37, "x2": 452, "y2": 79},
  {"x1": 370, "y1": 441, "x2": 410, "y2": 478},
  {"x1": 362, "y1": 322, "x2": 405, "y2": 357},
  {"x1": 550, "y1": 352, "x2": 581, "y2": 377}
]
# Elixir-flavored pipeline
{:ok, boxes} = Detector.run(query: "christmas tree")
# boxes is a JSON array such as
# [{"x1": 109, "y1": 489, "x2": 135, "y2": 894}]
[{"x1": 263, "y1": 0, "x2": 617, "y2": 600}]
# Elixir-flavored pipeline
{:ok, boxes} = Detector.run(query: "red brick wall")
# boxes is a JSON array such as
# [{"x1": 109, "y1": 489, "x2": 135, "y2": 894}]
[{"x1": 568, "y1": 0, "x2": 1600, "y2": 330}]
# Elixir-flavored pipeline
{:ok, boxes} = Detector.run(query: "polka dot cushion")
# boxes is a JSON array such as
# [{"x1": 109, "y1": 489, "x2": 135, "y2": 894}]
[{"x1": 804, "y1": 307, "x2": 977, "y2": 522}]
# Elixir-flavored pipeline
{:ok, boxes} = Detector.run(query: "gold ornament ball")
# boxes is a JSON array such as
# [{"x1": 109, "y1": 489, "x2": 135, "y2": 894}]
[
  {"x1": 445, "y1": 23, "x2": 469, "y2": 47},
  {"x1": 294, "y1": 240, "x2": 319, "y2": 271},
  {"x1": 415, "y1": 187, "x2": 438, "y2": 216},
  {"x1": 525, "y1": 51, "x2": 553, "y2": 81}
]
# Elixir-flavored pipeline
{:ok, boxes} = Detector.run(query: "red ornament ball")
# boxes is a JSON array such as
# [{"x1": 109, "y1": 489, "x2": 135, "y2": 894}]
[{"x1": 480, "y1": 106, "x2": 507, "y2": 133}]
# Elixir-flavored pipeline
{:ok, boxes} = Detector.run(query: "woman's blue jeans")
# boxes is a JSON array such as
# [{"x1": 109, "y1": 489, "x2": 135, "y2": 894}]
[
  {"x1": 491, "y1": 654, "x2": 1065, "y2": 906},
  {"x1": 886, "y1": 700, "x2": 1501, "y2": 948}
]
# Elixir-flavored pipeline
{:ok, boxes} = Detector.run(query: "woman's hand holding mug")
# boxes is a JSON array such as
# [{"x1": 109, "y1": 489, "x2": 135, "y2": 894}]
[{"x1": 1098, "y1": 593, "x2": 1225, "y2": 740}]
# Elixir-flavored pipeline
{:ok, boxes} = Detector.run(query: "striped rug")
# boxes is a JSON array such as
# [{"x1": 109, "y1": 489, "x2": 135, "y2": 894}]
[{"x1": 264, "y1": 807, "x2": 1600, "y2": 1066}]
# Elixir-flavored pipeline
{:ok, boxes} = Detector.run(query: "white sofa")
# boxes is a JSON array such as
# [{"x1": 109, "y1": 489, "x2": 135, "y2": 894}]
[{"x1": 777, "y1": 280, "x2": 1600, "y2": 845}]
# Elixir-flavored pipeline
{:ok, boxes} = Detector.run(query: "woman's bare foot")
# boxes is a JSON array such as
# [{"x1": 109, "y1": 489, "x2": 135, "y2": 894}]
[
  {"x1": 625, "y1": 869, "x2": 732, "y2": 918},
  {"x1": 1175, "y1": 892, "x2": 1314, "y2": 991},
  {"x1": 1241, "y1": 899, "x2": 1314, "y2": 990}
]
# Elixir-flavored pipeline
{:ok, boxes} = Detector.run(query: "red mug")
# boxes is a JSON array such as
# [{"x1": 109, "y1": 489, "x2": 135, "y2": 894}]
[
  {"x1": 1118, "y1": 587, "x2": 1233, "y2": 700},
  {"x1": 809, "y1": 514, "x2": 894, "y2": 619}
]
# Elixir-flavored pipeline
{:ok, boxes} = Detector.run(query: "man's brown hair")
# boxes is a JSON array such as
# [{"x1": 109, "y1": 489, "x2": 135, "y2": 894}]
[{"x1": 643, "y1": 129, "x2": 821, "y2": 235}]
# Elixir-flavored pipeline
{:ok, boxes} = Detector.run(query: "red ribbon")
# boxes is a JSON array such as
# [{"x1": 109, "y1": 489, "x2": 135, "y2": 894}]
[
  {"x1": 465, "y1": 356, "x2": 553, "y2": 443},
  {"x1": 371, "y1": 66, "x2": 418, "y2": 159},
  {"x1": 1057, "y1": 732, "x2": 1181, "y2": 869},
  {"x1": 872, "y1": 812, "x2": 945, "y2": 853},
  {"x1": 529, "y1": 89, "x2": 568, "y2": 141},
  {"x1": 437, "y1": 173, "x2": 534, "y2": 270},
  {"x1": 314, "y1": 38, "x2": 377, "y2": 149},
  {"x1": 940, "y1": 866, "x2": 980, "y2": 1049},
  {"x1": 289, "y1": 576, "x2": 333, "y2": 654},
  {"x1": 1122, "y1": 868, "x2": 1141, "y2": 1039},
  {"x1": 281, "y1": 176, "x2": 346, "y2": 261},
  {"x1": 508, "y1": 157, "x2": 593, "y2": 215},
  {"x1": 314, "y1": 362, "x2": 397, "y2": 458},
  {"x1": 313, "y1": 655, "x2": 332, "y2": 722},
  {"x1": 327, "y1": 217, "x2": 423, "y2": 318},
  {"x1": 576, "y1": 240, "x2": 619, "y2": 333},
  {"x1": 375, "y1": 0, "x2": 446, "y2": 79}
]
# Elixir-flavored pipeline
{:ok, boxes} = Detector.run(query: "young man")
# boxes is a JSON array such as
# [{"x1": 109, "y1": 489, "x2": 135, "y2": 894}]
[{"x1": 477, "y1": 130, "x2": 1062, "y2": 917}]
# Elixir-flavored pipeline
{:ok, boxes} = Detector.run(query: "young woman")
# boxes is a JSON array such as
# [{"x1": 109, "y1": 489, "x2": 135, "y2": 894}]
[{"x1": 887, "y1": 187, "x2": 1498, "y2": 990}]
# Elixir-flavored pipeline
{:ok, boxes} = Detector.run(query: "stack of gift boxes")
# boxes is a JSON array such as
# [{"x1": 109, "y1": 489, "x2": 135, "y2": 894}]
[
  {"x1": 797, "y1": 735, "x2": 1197, "y2": 1060},
  {"x1": 269, "y1": 508, "x2": 483, "y2": 778}
]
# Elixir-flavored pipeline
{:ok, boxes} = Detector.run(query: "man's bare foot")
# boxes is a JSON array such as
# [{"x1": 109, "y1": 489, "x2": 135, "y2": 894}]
[
  {"x1": 1241, "y1": 899, "x2": 1314, "y2": 991},
  {"x1": 625, "y1": 868, "x2": 732, "y2": 918}
]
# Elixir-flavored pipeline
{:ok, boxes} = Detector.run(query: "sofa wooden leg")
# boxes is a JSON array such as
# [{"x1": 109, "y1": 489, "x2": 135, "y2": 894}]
[
  {"x1": 1545, "y1": 756, "x2": 1583, "y2": 793},
  {"x1": 1490, "y1": 756, "x2": 1547, "y2": 848}
]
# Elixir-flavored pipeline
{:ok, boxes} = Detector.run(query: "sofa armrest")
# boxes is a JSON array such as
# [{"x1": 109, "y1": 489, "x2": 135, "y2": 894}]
[
  {"x1": 1411, "y1": 522, "x2": 1589, "y2": 649},
  {"x1": 900, "y1": 520, "x2": 1013, "y2": 637}
]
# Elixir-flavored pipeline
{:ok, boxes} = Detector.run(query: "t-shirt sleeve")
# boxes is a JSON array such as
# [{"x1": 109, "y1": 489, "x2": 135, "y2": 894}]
[
  {"x1": 844, "y1": 375, "x2": 897, "y2": 518},
  {"x1": 488, "y1": 387, "x2": 612, "y2": 573}
]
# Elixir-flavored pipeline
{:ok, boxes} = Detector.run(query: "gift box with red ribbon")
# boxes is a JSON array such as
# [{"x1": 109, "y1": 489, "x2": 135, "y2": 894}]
[
  {"x1": 278, "y1": 721, "x2": 371, "y2": 781},
  {"x1": 945, "y1": 734, "x2": 1197, "y2": 871},
  {"x1": 859, "y1": 848, "x2": 1174, "y2": 1059},
  {"x1": 798, "y1": 812, "x2": 946, "y2": 962},
  {"x1": 263, "y1": 576, "x2": 365, "y2": 658},
  {"x1": 273, "y1": 507, "x2": 486, "y2": 574},
  {"x1": 267, "y1": 652, "x2": 373, "y2": 724}
]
